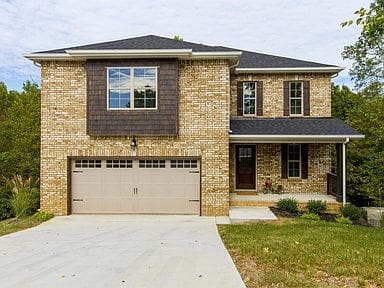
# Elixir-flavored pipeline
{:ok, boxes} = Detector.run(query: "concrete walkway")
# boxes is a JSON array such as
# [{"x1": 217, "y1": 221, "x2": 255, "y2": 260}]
[
  {"x1": 0, "y1": 215, "x2": 245, "y2": 288},
  {"x1": 230, "y1": 207, "x2": 278, "y2": 223}
]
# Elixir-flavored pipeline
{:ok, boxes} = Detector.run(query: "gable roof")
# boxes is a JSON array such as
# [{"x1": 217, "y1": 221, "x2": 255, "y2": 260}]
[
  {"x1": 36, "y1": 35, "x2": 238, "y2": 53},
  {"x1": 24, "y1": 35, "x2": 343, "y2": 73},
  {"x1": 230, "y1": 118, "x2": 364, "y2": 143}
]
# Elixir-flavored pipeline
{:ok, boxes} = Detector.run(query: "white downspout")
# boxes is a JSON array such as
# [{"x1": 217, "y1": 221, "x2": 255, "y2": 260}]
[{"x1": 342, "y1": 137, "x2": 350, "y2": 205}]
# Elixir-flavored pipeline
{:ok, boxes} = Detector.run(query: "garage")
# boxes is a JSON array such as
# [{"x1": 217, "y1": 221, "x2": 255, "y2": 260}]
[{"x1": 71, "y1": 159, "x2": 200, "y2": 214}]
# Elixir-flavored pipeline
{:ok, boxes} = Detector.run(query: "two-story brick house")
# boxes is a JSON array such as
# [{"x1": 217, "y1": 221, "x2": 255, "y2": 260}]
[{"x1": 25, "y1": 35, "x2": 363, "y2": 216}]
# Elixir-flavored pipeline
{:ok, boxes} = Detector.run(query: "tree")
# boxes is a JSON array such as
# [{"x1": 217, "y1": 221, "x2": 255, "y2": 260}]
[
  {"x1": 173, "y1": 35, "x2": 183, "y2": 41},
  {"x1": 332, "y1": 84, "x2": 384, "y2": 206},
  {"x1": 341, "y1": 0, "x2": 384, "y2": 96},
  {"x1": 0, "y1": 82, "x2": 40, "y2": 179}
]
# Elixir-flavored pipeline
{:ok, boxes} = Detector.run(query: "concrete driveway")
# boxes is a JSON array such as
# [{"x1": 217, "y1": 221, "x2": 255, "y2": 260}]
[{"x1": 0, "y1": 215, "x2": 245, "y2": 288}]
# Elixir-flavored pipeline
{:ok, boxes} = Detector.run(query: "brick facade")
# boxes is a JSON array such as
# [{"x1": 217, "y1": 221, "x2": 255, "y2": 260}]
[
  {"x1": 230, "y1": 73, "x2": 332, "y2": 117},
  {"x1": 40, "y1": 60, "x2": 230, "y2": 216},
  {"x1": 229, "y1": 144, "x2": 331, "y2": 194},
  {"x1": 40, "y1": 59, "x2": 333, "y2": 216}
]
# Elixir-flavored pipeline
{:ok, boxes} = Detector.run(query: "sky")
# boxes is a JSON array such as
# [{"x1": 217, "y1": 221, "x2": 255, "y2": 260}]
[{"x1": 0, "y1": 0, "x2": 371, "y2": 92}]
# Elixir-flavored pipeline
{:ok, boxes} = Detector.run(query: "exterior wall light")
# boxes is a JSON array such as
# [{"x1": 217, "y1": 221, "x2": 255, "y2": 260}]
[{"x1": 130, "y1": 137, "x2": 137, "y2": 150}]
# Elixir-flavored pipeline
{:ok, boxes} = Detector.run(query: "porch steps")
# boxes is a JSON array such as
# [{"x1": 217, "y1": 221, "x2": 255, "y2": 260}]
[{"x1": 230, "y1": 193, "x2": 341, "y2": 214}]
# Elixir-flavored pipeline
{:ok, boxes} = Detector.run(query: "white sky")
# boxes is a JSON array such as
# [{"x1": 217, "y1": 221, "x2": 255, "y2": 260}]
[{"x1": 0, "y1": 0, "x2": 371, "y2": 91}]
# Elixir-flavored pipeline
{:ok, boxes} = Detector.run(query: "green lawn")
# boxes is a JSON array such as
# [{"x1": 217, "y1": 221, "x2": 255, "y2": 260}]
[
  {"x1": 218, "y1": 219, "x2": 384, "y2": 288},
  {"x1": 0, "y1": 217, "x2": 46, "y2": 236}
]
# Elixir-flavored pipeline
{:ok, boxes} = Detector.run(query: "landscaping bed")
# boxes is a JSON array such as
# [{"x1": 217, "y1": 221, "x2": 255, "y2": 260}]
[{"x1": 0, "y1": 214, "x2": 51, "y2": 237}]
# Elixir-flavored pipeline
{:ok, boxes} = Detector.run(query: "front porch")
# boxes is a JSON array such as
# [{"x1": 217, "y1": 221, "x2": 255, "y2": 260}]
[
  {"x1": 229, "y1": 117, "x2": 365, "y2": 207},
  {"x1": 230, "y1": 192, "x2": 341, "y2": 213}
]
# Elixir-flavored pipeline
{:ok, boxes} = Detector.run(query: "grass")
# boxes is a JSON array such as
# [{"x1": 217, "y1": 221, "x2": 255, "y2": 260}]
[
  {"x1": 218, "y1": 218, "x2": 384, "y2": 288},
  {"x1": 0, "y1": 216, "x2": 47, "y2": 236}
]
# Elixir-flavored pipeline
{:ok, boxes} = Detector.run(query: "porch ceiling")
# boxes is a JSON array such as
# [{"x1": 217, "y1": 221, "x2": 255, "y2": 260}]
[{"x1": 230, "y1": 118, "x2": 364, "y2": 143}]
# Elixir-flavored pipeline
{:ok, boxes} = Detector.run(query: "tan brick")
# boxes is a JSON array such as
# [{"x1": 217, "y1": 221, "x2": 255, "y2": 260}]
[
  {"x1": 230, "y1": 73, "x2": 332, "y2": 117},
  {"x1": 40, "y1": 60, "x2": 230, "y2": 216}
]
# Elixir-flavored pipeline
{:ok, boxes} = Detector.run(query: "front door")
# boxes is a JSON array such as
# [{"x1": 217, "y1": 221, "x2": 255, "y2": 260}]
[{"x1": 236, "y1": 145, "x2": 256, "y2": 190}]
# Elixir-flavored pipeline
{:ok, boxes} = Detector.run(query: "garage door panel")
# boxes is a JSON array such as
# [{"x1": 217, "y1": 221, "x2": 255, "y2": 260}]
[{"x1": 71, "y1": 159, "x2": 200, "y2": 214}]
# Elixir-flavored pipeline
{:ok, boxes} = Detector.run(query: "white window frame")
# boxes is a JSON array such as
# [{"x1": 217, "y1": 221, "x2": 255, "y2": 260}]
[
  {"x1": 243, "y1": 81, "x2": 257, "y2": 116},
  {"x1": 107, "y1": 67, "x2": 158, "y2": 110},
  {"x1": 287, "y1": 144, "x2": 301, "y2": 178},
  {"x1": 289, "y1": 81, "x2": 303, "y2": 116}
]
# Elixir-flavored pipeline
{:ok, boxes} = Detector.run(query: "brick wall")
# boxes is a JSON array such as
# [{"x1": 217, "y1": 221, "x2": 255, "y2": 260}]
[
  {"x1": 40, "y1": 60, "x2": 230, "y2": 216},
  {"x1": 230, "y1": 73, "x2": 332, "y2": 117},
  {"x1": 229, "y1": 143, "x2": 331, "y2": 194}
]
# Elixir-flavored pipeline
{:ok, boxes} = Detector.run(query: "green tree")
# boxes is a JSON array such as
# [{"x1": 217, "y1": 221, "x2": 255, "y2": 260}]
[
  {"x1": 0, "y1": 82, "x2": 40, "y2": 179},
  {"x1": 341, "y1": 0, "x2": 384, "y2": 95},
  {"x1": 332, "y1": 85, "x2": 384, "y2": 206}
]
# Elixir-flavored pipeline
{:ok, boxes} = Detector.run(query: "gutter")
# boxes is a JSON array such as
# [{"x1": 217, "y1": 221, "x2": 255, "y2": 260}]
[
  {"x1": 235, "y1": 66, "x2": 344, "y2": 74},
  {"x1": 24, "y1": 49, "x2": 242, "y2": 62},
  {"x1": 229, "y1": 134, "x2": 364, "y2": 143}
]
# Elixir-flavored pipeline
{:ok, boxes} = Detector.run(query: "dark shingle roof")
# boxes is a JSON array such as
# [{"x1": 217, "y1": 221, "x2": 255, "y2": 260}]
[
  {"x1": 35, "y1": 35, "x2": 338, "y2": 69},
  {"x1": 230, "y1": 118, "x2": 363, "y2": 136},
  {"x1": 37, "y1": 35, "x2": 237, "y2": 53},
  {"x1": 237, "y1": 50, "x2": 334, "y2": 68}
]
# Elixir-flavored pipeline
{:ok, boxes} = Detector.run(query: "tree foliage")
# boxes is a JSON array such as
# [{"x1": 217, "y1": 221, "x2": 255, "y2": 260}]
[
  {"x1": 341, "y1": 0, "x2": 384, "y2": 95},
  {"x1": 0, "y1": 82, "x2": 40, "y2": 180},
  {"x1": 332, "y1": 84, "x2": 384, "y2": 206}
]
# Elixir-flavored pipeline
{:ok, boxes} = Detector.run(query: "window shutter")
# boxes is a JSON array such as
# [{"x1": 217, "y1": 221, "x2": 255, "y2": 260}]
[
  {"x1": 303, "y1": 81, "x2": 310, "y2": 116},
  {"x1": 256, "y1": 81, "x2": 263, "y2": 116},
  {"x1": 301, "y1": 144, "x2": 308, "y2": 179},
  {"x1": 281, "y1": 144, "x2": 288, "y2": 179},
  {"x1": 237, "y1": 81, "x2": 243, "y2": 116},
  {"x1": 283, "y1": 81, "x2": 290, "y2": 116}
]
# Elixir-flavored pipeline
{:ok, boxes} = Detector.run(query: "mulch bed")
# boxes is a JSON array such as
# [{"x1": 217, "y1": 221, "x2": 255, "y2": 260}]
[{"x1": 269, "y1": 207, "x2": 369, "y2": 226}]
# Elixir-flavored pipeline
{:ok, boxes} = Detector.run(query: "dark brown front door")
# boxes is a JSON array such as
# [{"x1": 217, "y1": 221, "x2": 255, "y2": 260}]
[{"x1": 236, "y1": 145, "x2": 256, "y2": 190}]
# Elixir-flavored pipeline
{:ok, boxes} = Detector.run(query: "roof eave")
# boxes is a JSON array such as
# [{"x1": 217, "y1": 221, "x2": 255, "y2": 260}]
[
  {"x1": 24, "y1": 49, "x2": 242, "y2": 62},
  {"x1": 229, "y1": 134, "x2": 365, "y2": 143},
  {"x1": 24, "y1": 53, "x2": 72, "y2": 61},
  {"x1": 235, "y1": 67, "x2": 344, "y2": 74}
]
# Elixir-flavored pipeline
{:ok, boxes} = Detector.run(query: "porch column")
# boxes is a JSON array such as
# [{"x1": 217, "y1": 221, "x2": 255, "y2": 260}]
[{"x1": 342, "y1": 138, "x2": 349, "y2": 205}]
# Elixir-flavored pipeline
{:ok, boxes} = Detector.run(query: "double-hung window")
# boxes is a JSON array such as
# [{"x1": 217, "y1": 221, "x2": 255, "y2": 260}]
[
  {"x1": 288, "y1": 144, "x2": 301, "y2": 177},
  {"x1": 289, "y1": 82, "x2": 303, "y2": 115},
  {"x1": 243, "y1": 82, "x2": 256, "y2": 115},
  {"x1": 108, "y1": 67, "x2": 157, "y2": 110}
]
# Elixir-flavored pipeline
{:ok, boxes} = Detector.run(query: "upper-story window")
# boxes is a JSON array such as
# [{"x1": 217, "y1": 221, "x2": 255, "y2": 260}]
[
  {"x1": 243, "y1": 82, "x2": 256, "y2": 115},
  {"x1": 289, "y1": 82, "x2": 303, "y2": 115},
  {"x1": 107, "y1": 67, "x2": 157, "y2": 110}
]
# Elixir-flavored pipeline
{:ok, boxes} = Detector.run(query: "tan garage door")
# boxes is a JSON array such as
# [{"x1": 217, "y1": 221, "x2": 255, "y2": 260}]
[{"x1": 71, "y1": 159, "x2": 200, "y2": 214}]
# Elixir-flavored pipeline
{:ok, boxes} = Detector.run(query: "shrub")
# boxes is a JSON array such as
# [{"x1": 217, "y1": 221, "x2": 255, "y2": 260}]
[
  {"x1": 300, "y1": 212, "x2": 321, "y2": 221},
  {"x1": 0, "y1": 186, "x2": 14, "y2": 220},
  {"x1": 306, "y1": 200, "x2": 327, "y2": 214},
  {"x1": 335, "y1": 215, "x2": 353, "y2": 225},
  {"x1": 381, "y1": 213, "x2": 384, "y2": 228},
  {"x1": 339, "y1": 203, "x2": 362, "y2": 221},
  {"x1": 277, "y1": 198, "x2": 299, "y2": 214},
  {"x1": 4, "y1": 175, "x2": 40, "y2": 218},
  {"x1": 33, "y1": 211, "x2": 54, "y2": 221}
]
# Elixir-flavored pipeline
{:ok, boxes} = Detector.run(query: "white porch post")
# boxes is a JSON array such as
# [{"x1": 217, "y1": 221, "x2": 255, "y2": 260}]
[{"x1": 342, "y1": 138, "x2": 349, "y2": 205}]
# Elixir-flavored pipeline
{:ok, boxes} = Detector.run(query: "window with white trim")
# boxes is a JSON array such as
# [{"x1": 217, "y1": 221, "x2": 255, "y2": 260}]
[
  {"x1": 108, "y1": 67, "x2": 157, "y2": 109},
  {"x1": 289, "y1": 82, "x2": 303, "y2": 115},
  {"x1": 243, "y1": 82, "x2": 256, "y2": 115},
  {"x1": 288, "y1": 144, "x2": 301, "y2": 177}
]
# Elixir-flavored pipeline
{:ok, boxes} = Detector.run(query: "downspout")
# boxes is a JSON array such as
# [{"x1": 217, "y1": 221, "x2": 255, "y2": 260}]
[
  {"x1": 228, "y1": 59, "x2": 240, "y2": 134},
  {"x1": 342, "y1": 137, "x2": 350, "y2": 205},
  {"x1": 33, "y1": 61, "x2": 41, "y2": 68}
]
